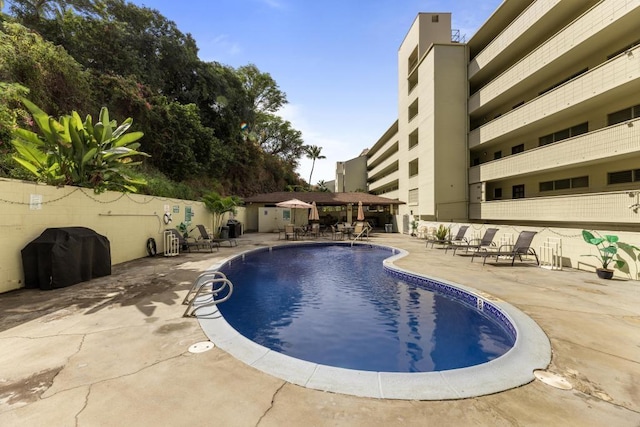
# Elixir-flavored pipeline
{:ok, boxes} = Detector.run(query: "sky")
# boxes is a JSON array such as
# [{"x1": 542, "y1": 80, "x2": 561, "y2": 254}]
[{"x1": 4, "y1": 0, "x2": 503, "y2": 184}]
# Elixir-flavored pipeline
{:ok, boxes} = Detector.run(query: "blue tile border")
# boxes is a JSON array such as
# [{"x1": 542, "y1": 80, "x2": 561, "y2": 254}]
[{"x1": 385, "y1": 266, "x2": 517, "y2": 341}]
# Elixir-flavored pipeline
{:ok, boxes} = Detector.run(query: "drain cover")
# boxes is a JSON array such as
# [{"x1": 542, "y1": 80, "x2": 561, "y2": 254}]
[
  {"x1": 534, "y1": 370, "x2": 572, "y2": 390},
  {"x1": 188, "y1": 341, "x2": 215, "y2": 353}
]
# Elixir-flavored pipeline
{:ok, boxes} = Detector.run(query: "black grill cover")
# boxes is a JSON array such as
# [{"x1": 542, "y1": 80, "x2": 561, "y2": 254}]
[{"x1": 21, "y1": 227, "x2": 111, "y2": 290}]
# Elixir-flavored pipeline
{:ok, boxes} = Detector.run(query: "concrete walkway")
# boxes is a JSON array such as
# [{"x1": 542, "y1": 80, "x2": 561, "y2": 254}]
[{"x1": 0, "y1": 232, "x2": 638, "y2": 426}]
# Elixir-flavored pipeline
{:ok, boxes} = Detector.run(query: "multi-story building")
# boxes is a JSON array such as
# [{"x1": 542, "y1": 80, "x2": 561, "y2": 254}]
[
  {"x1": 368, "y1": 0, "x2": 640, "y2": 232},
  {"x1": 334, "y1": 150, "x2": 369, "y2": 193}
]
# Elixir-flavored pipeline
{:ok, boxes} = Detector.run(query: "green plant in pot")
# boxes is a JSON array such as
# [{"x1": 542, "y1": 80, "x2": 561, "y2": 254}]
[
  {"x1": 435, "y1": 225, "x2": 449, "y2": 242},
  {"x1": 581, "y1": 230, "x2": 625, "y2": 279}
]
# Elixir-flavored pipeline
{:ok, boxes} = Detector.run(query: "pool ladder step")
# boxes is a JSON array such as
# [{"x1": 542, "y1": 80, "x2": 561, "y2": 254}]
[{"x1": 183, "y1": 271, "x2": 234, "y2": 317}]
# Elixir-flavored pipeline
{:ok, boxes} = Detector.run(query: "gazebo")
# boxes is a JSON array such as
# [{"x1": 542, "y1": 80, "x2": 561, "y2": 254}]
[{"x1": 242, "y1": 192, "x2": 405, "y2": 232}]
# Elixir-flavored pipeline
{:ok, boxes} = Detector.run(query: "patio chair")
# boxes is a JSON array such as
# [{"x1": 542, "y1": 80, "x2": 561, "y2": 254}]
[
  {"x1": 194, "y1": 225, "x2": 221, "y2": 252},
  {"x1": 196, "y1": 224, "x2": 236, "y2": 247},
  {"x1": 284, "y1": 224, "x2": 296, "y2": 240},
  {"x1": 426, "y1": 225, "x2": 469, "y2": 249},
  {"x1": 445, "y1": 228, "x2": 499, "y2": 256},
  {"x1": 330, "y1": 225, "x2": 344, "y2": 240},
  {"x1": 165, "y1": 228, "x2": 202, "y2": 253},
  {"x1": 471, "y1": 230, "x2": 539, "y2": 266}
]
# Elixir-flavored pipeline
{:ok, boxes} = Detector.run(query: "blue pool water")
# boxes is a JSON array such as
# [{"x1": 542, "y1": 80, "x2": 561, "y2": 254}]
[{"x1": 218, "y1": 244, "x2": 515, "y2": 373}]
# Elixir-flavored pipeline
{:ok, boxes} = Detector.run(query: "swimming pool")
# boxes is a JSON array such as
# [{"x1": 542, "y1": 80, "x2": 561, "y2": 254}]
[
  {"x1": 197, "y1": 242, "x2": 551, "y2": 400},
  {"x1": 216, "y1": 244, "x2": 514, "y2": 372}
]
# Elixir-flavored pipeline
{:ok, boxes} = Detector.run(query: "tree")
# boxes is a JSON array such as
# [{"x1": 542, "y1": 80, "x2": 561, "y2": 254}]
[
  {"x1": 254, "y1": 113, "x2": 305, "y2": 165},
  {"x1": 202, "y1": 191, "x2": 241, "y2": 237},
  {"x1": 236, "y1": 64, "x2": 287, "y2": 116},
  {"x1": 305, "y1": 145, "x2": 325, "y2": 188},
  {"x1": 11, "y1": 98, "x2": 149, "y2": 193}
]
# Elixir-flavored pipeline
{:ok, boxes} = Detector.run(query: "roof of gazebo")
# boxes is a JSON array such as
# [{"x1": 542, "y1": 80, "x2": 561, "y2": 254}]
[{"x1": 242, "y1": 192, "x2": 404, "y2": 206}]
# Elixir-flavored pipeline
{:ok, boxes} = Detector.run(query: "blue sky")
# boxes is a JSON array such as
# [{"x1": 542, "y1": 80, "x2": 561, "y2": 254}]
[{"x1": 5, "y1": 0, "x2": 502, "y2": 184}]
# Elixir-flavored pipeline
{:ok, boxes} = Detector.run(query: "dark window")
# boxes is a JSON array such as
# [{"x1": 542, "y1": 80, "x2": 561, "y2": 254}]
[
  {"x1": 494, "y1": 151, "x2": 502, "y2": 160},
  {"x1": 572, "y1": 176, "x2": 589, "y2": 188},
  {"x1": 608, "y1": 104, "x2": 640, "y2": 126},
  {"x1": 512, "y1": 101, "x2": 524, "y2": 109},
  {"x1": 539, "y1": 181, "x2": 554, "y2": 192},
  {"x1": 539, "y1": 122, "x2": 589, "y2": 146},
  {"x1": 540, "y1": 176, "x2": 589, "y2": 192},
  {"x1": 572, "y1": 122, "x2": 588, "y2": 136},
  {"x1": 432, "y1": 15, "x2": 439, "y2": 23},
  {"x1": 511, "y1": 144, "x2": 524, "y2": 154},
  {"x1": 512, "y1": 185, "x2": 525, "y2": 199},
  {"x1": 635, "y1": 169, "x2": 640, "y2": 182},
  {"x1": 494, "y1": 188, "x2": 502, "y2": 199},
  {"x1": 608, "y1": 170, "x2": 633, "y2": 184},
  {"x1": 554, "y1": 179, "x2": 571, "y2": 190},
  {"x1": 539, "y1": 134, "x2": 555, "y2": 146},
  {"x1": 472, "y1": 158, "x2": 480, "y2": 166}
]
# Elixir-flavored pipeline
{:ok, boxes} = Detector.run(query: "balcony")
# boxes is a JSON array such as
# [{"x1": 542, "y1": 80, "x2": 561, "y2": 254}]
[
  {"x1": 469, "y1": 119, "x2": 640, "y2": 183},
  {"x1": 469, "y1": 191, "x2": 639, "y2": 224},
  {"x1": 369, "y1": 157, "x2": 399, "y2": 180},
  {"x1": 469, "y1": 0, "x2": 640, "y2": 116},
  {"x1": 469, "y1": 44, "x2": 640, "y2": 148},
  {"x1": 368, "y1": 141, "x2": 398, "y2": 168},
  {"x1": 368, "y1": 173, "x2": 399, "y2": 192},
  {"x1": 469, "y1": 0, "x2": 565, "y2": 81}
]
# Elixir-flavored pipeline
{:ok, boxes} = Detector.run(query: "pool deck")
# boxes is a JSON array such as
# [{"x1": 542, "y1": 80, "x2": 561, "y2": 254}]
[{"x1": 0, "y1": 232, "x2": 638, "y2": 426}]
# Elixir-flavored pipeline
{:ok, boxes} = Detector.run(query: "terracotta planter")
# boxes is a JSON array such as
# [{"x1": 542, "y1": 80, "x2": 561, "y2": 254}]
[{"x1": 596, "y1": 268, "x2": 614, "y2": 280}]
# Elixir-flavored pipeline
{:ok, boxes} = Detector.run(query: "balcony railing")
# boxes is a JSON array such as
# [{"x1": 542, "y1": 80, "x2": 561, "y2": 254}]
[
  {"x1": 469, "y1": 0, "x2": 639, "y2": 114},
  {"x1": 469, "y1": 191, "x2": 639, "y2": 223},
  {"x1": 469, "y1": 44, "x2": 640, "y2": 148},
  {"x1": 469, "y1": 119, "x2": 640, "y2": 183}
]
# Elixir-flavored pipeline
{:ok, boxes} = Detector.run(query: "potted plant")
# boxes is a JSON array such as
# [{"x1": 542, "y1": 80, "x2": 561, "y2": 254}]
[
  {"x1": 435, "y1": 225, "x2": 449, "y2": 242},
  {"x1": 581, "y1": 230, "x2": 625, "y2": 279},
  {"x1": 410, "y1": 219, "x2": 418, "y2": 237}
]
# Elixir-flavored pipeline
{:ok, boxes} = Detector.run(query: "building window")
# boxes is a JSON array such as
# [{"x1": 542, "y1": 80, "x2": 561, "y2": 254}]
[
  {"x1": 511, "y1": 144, "x2": 524, "y2": 154},
  {"x1": 472, "y1": 158, "x2": 480, "y2": 166},
  {"x1": 431, "y1": 15, "x2": 439, "y2": 23},
  {"x1": 408, "y1": 159, "x2": 419, "y2": 177},
  {"x1": 408, "y1": 72, "x2": 419, "y2": 94},
  {"x1": 572, "y1": 176, "x2": 589, "y2": 188},
  {"x1": 608, "y1": 104, "x2": 640, "y2": 126},
  {"x1": 408, "y1": 129, "x2": 419, "y2": 149},
  {"x1": 540, "y1": 176, "x2": 589, "y2": 192},
  {"x1": 539, "y1": 122, "x2": 588, "y2": 146},
  {"x1": 408, "y1": 46, "x2": 418, "y2": 74},
  {"x1": 408, "y1": 99, "x2": 419, "y2": 121},
  {"x1": 512, "y1": 185, "x2": 525, "y2": 199},
  {"x1": 494, "y1": 188, "x2": 502, "y2": 199},
  {"x1": 608, "y1": 169, "x2": 640, "y2": 184},
  {"x1": 494, "y1": 151, "x2": 502, "y2": 160},
  {"x1": 408, "y1": 188, "x2": 419, "y2": 204}
]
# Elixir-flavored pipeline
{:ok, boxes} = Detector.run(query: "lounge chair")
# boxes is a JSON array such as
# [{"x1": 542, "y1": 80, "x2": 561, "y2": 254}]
[
  {"x1": 196, "y1": 224, "x2": 236, "y2": 247},
  {"x1": 445, "y1": 228, "x2": 499, "y2": 255},
  {"x1": 193, "y1": 225, "x2": 221, "y2": 252},
  {"x1": 165, "y1": 228, "x2": 203, "y2": 253},
  {"x1": 426, "y1": 225, "x2": 469, "y2": 249},
  {"x1": 471, "y1": 230, "x2": 539, "y2": 266}
]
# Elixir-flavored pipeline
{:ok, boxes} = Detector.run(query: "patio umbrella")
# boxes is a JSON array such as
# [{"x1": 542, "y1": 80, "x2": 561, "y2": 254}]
[
  {"x1": 276, "y1": 198, "x2": 313, "y2": 224},
  {"x1": 357, "y1": 201, "x2": 365, "y2": 221},
  {"x1": 309, "y1": 201, "x2": 320, "y2": 221}
]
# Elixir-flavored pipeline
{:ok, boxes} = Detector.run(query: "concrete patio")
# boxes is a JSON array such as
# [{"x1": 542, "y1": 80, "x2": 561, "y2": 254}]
[{"x1": 0, "y1": 232, "x2": 638, "y2": 426}]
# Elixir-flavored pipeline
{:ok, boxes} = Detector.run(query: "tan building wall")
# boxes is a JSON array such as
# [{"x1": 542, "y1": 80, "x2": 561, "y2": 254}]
[
  {"x1": 417, "y1": 221, "x2": 640, "y2": 280},
  {"x1": 0, "y1": 178, "x2": 247, "y2": 293}
]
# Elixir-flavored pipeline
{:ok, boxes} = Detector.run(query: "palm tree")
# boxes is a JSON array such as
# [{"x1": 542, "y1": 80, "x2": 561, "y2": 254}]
[{"x1": 305, "y1": 145, "x2": 325, "y2": 189}]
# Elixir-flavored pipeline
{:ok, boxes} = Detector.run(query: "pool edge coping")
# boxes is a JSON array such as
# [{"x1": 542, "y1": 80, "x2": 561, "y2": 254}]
[{"x1": 196, "y1": 242, "x2": 552, "y2": 400}]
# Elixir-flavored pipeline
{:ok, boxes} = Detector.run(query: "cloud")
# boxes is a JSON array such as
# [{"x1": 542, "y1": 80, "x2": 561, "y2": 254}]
[
  {"x1": 257, "y1": 0, "x2": 285, "y2": 9},
  {"x1": 201, "y1": 34, "x2": 242, "y2": 62}
]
